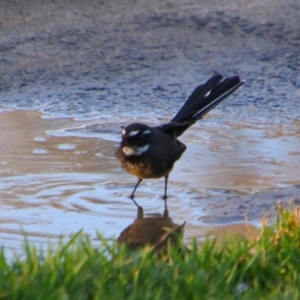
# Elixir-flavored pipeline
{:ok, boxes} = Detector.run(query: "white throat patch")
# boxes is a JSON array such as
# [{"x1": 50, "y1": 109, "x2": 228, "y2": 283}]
[{"x1": 122, "y1": 144, "x2": 149, "y2": 156}]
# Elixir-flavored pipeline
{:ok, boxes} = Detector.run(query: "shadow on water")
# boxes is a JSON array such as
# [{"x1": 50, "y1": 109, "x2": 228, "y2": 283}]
[
  {"x1": 0, "y1": 109, "x2": 300, "y2": 253},
  {"x1": 118, "y1": 205, "x2": 185, "y2": 252},
  {"x1": 117, "y1": 204, "x2": 259, "y2": 253}
]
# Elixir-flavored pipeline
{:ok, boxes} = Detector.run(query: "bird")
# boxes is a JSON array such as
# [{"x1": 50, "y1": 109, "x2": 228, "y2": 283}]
[{"x1": 115, "y1": 74, "x2": 244, "y2": 205}]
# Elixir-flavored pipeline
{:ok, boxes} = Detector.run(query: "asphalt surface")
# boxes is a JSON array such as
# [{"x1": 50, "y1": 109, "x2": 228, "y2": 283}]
[{"x1": 0, "y1": 0, "x2": 299, "y2": 120}]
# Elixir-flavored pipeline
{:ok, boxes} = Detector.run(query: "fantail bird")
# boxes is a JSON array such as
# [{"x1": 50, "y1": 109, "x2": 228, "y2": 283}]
[{"x1": 115, "y1": 74, "x2": 244, "y2": 204}]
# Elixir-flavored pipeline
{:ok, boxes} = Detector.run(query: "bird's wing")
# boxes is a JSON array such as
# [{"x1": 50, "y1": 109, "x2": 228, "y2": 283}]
[{"x1": 155, "y1": 121, "x2": 194, "y2": 138}]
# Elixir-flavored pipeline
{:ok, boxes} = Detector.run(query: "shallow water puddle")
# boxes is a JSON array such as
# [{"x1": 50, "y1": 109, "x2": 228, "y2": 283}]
[{"x1": 0, "y1": 110, "x2": 300, "y2": 253}]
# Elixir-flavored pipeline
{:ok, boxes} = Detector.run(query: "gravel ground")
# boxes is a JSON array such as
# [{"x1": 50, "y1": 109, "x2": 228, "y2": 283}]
[{"x1": 0, "y1": 0, "x2": 299, "y2": 119}]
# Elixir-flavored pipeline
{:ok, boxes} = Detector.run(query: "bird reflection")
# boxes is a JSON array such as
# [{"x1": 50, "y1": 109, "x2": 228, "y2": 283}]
[{"x1": 118, "y1": 204, "x2": 185, "y2": 252}]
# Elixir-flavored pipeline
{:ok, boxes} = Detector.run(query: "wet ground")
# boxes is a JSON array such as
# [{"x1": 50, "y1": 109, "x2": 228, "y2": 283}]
[{"x1": 0, "y1": 0, "x2": 300, "y2": 253}]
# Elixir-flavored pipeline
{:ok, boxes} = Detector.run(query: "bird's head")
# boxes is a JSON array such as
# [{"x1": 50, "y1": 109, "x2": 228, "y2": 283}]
[{"x1": 120, "y1": 123, "x2": 152, "y2": 156}]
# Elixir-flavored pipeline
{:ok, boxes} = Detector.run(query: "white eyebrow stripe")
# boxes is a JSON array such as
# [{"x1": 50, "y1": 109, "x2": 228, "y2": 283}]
[
  {"x1": 129, "y1": 130, "x2": 140, "y2": 137},
  {"x1": 143, "y1": 129, "x2": 151, "y2": 135}
]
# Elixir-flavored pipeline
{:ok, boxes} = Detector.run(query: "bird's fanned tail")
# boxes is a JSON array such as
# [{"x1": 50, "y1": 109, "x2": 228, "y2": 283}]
[{"x1": 171, "y1": 74, "x2": 244, "y2": 123}]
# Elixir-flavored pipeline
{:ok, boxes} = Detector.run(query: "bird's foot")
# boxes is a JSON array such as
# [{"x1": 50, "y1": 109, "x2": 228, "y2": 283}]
[{"x1": 129, "y1": 195, "x2": 142, "y2": 209}]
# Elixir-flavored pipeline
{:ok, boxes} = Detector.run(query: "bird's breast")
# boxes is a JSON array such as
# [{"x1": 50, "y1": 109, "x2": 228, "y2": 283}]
[{"x1": 115, "y1": 138, "x2": 186, "y2": 179}]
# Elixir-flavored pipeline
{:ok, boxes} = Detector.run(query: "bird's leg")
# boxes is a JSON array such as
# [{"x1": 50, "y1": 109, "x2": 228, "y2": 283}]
[
  {"x1": 130, "y1": 178, "x2": 142, "y2": 199},
  {"x1": 163, "y1": 175, "x2": 169, "y2": 212},
  {"x1": 129, "y1": 178, "x2": 143, "y2": 209}
]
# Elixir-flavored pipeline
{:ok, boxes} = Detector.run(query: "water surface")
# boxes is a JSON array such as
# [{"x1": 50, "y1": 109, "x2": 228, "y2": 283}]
[{"x1": 0, "y1": 109, "x2": 300, "y2": 254}]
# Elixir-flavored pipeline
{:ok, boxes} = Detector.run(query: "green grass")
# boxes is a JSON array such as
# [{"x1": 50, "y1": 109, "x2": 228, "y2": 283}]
[{"x1": 1, "y1": 207, "x2": 300, "y2": 299}]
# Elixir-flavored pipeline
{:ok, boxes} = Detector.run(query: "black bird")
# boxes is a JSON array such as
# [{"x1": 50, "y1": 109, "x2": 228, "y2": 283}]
[{"x1": 115, "y1": 74, "x2": 244, "y2": 204}]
